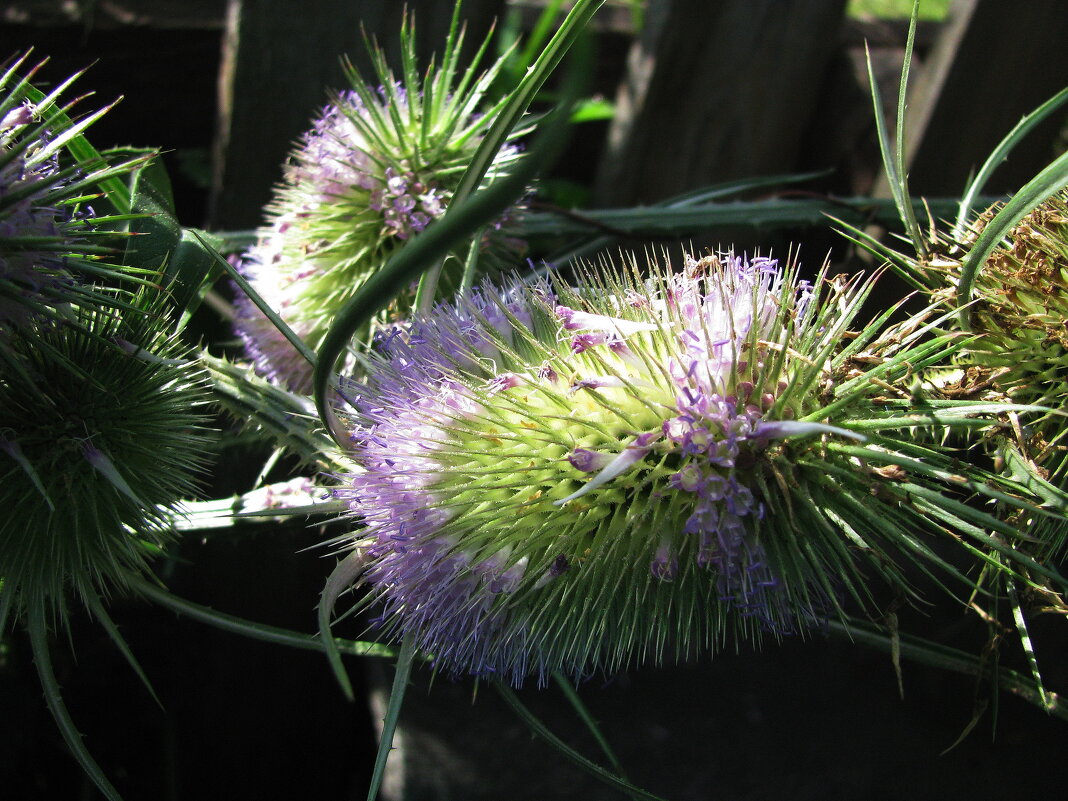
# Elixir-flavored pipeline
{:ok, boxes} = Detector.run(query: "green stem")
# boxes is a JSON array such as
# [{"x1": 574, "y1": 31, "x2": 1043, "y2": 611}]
[
  {"x1": 367, "y1": 636, "x2": 417, "y2": 801},
  {"x1": 131, "y1": 577, "x2": 395, "y2": 659}
]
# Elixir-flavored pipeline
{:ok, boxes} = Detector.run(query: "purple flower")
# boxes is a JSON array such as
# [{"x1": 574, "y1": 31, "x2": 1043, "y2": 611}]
[
  {"x1": 232, "y1": 41, "x2": 528, "y2": 391},
  {"x1": 327, "y1": 252, "x2": 870, "y2": 684}
]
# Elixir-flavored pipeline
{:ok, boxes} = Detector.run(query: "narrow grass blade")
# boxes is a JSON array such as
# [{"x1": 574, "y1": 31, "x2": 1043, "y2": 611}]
[
  {"x1": 494, "y1": 682, "x2": 670, "y2": 801},
  {"x1": 552, "y1": 671, "x2": 629, "y2": 780}
]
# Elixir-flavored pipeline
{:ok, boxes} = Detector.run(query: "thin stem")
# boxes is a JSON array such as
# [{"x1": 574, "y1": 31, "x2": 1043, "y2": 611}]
[{"x1": 130, "y1": 577, "x2": 396, "y2": 659}]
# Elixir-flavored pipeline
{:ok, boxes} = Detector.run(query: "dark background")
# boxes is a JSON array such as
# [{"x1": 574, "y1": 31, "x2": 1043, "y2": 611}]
[{"x1": 2, "y1": 1, "x2": 1066, "y2": 799}]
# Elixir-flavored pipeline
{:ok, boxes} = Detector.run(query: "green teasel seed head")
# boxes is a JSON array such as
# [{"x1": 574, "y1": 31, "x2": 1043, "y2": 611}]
[
  {"x1": 0, "y1": 290, "x2": 213, "y2": 625},
  {"x1": 962, "y1": 192, "x2": 1068, "y2": 397},
  {"x1": 327, "y1": 251, "x2": 1045, "y2": 685},
  {"x1": 234, "y1": 15, "x2": 528, "y2": 391}
]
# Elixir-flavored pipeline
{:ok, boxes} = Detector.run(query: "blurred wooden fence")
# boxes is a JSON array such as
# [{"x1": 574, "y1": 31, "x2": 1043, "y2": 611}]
[{"x1": 2, "y1": 0, "x2": 1065, "y2": 232}]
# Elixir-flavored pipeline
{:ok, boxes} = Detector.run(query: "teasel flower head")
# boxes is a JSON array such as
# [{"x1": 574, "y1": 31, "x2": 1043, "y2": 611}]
[
  {"x1": 0, "y1": 55, "x2": 149, "y2": 337},
  {"x1": 234, "y1": 17, "x2": 527, "y2": 392},
  {"x1": 0, "y1": 288, "x2": 213, "y2": 626},
  {"x1": 326, "y1": 251, "x2": 1050, "y2": 685}
]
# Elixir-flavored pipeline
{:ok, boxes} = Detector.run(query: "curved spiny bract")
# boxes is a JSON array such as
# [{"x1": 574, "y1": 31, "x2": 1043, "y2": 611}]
[{"x1": 1, "y1": 55, "x2": 151, "y2": 339}]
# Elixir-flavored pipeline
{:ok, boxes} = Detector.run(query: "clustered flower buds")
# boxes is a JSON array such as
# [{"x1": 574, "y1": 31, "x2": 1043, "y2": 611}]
[{"x1": 328, "y1": 251, "x2": 1039, "y2": 684}]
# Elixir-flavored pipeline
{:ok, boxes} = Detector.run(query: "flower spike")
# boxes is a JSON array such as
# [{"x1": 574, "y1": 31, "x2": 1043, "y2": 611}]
[{"x1": 327, "y1": 251, "x2": 1056, "y2": 685}]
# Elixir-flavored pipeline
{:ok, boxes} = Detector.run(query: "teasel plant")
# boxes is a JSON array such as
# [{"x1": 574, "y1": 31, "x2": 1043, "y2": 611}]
[
  {"x1": 312, "y1": 240, "x2": 1068, "y2": 798},
  {"x1": 276, "y1": 53, "x2": 1063, "y2": 801},
  {"x1": 0, "y1": 56, "x2": 223, "y2": 801},
  {"x1": 834, "y1": 4, "x2": 1068, "y2": 717},
  {"x1": 231, "y1": 0, "x2": 534, "y2": 393},
  {"x1": 208, "y1": 4, "x2": 1061, "y2": 796},
  {"x1": 0, "y1": 285, "x2": 218, "y2": 801}
]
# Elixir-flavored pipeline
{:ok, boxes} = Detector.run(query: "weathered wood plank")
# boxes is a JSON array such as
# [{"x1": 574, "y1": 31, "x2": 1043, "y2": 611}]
[
  {"x1": 902, "y1": 0, "x2": 1068, "y2": 198},
  {"x1": 2, "y1": 0, "x2": 226, "y2": 28},
  {"x1": 594, "y1": 0, "x2": 848, "y2": 207}
]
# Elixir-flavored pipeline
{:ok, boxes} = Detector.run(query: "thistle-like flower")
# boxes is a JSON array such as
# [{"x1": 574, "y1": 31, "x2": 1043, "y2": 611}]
[
  {"x1": 234, "y1": 19, "x2": 526, "y2": 391},
  {"x1": 327, "y1": 251, "x2": 1050, "y2": 684},
  {"x1": 0, "y1": 55, "x2": 145, "y2": 337},
  {"x1": 0, "y1": 290, "x2": 213, "y2": 623}
]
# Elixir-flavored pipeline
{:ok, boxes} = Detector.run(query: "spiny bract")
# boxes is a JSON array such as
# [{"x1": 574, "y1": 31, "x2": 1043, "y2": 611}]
[{"x1": 328, "y1": 251, "x2": 1046, "y2": 684}]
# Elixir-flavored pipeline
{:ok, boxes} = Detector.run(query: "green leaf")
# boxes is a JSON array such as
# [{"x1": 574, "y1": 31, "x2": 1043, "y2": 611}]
[
  {"x1": 570, "y1": 97, "x2": 616, "y2": 123},
  {"x1": 519, "y1": 196, "x2": 967, "y2": 239},
  {"x1": 168, "y1": 228, "x2": 226, "y2": 329},
  {"x1": 122, "y1": 154, "x2": 179, "y2": 269}
]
